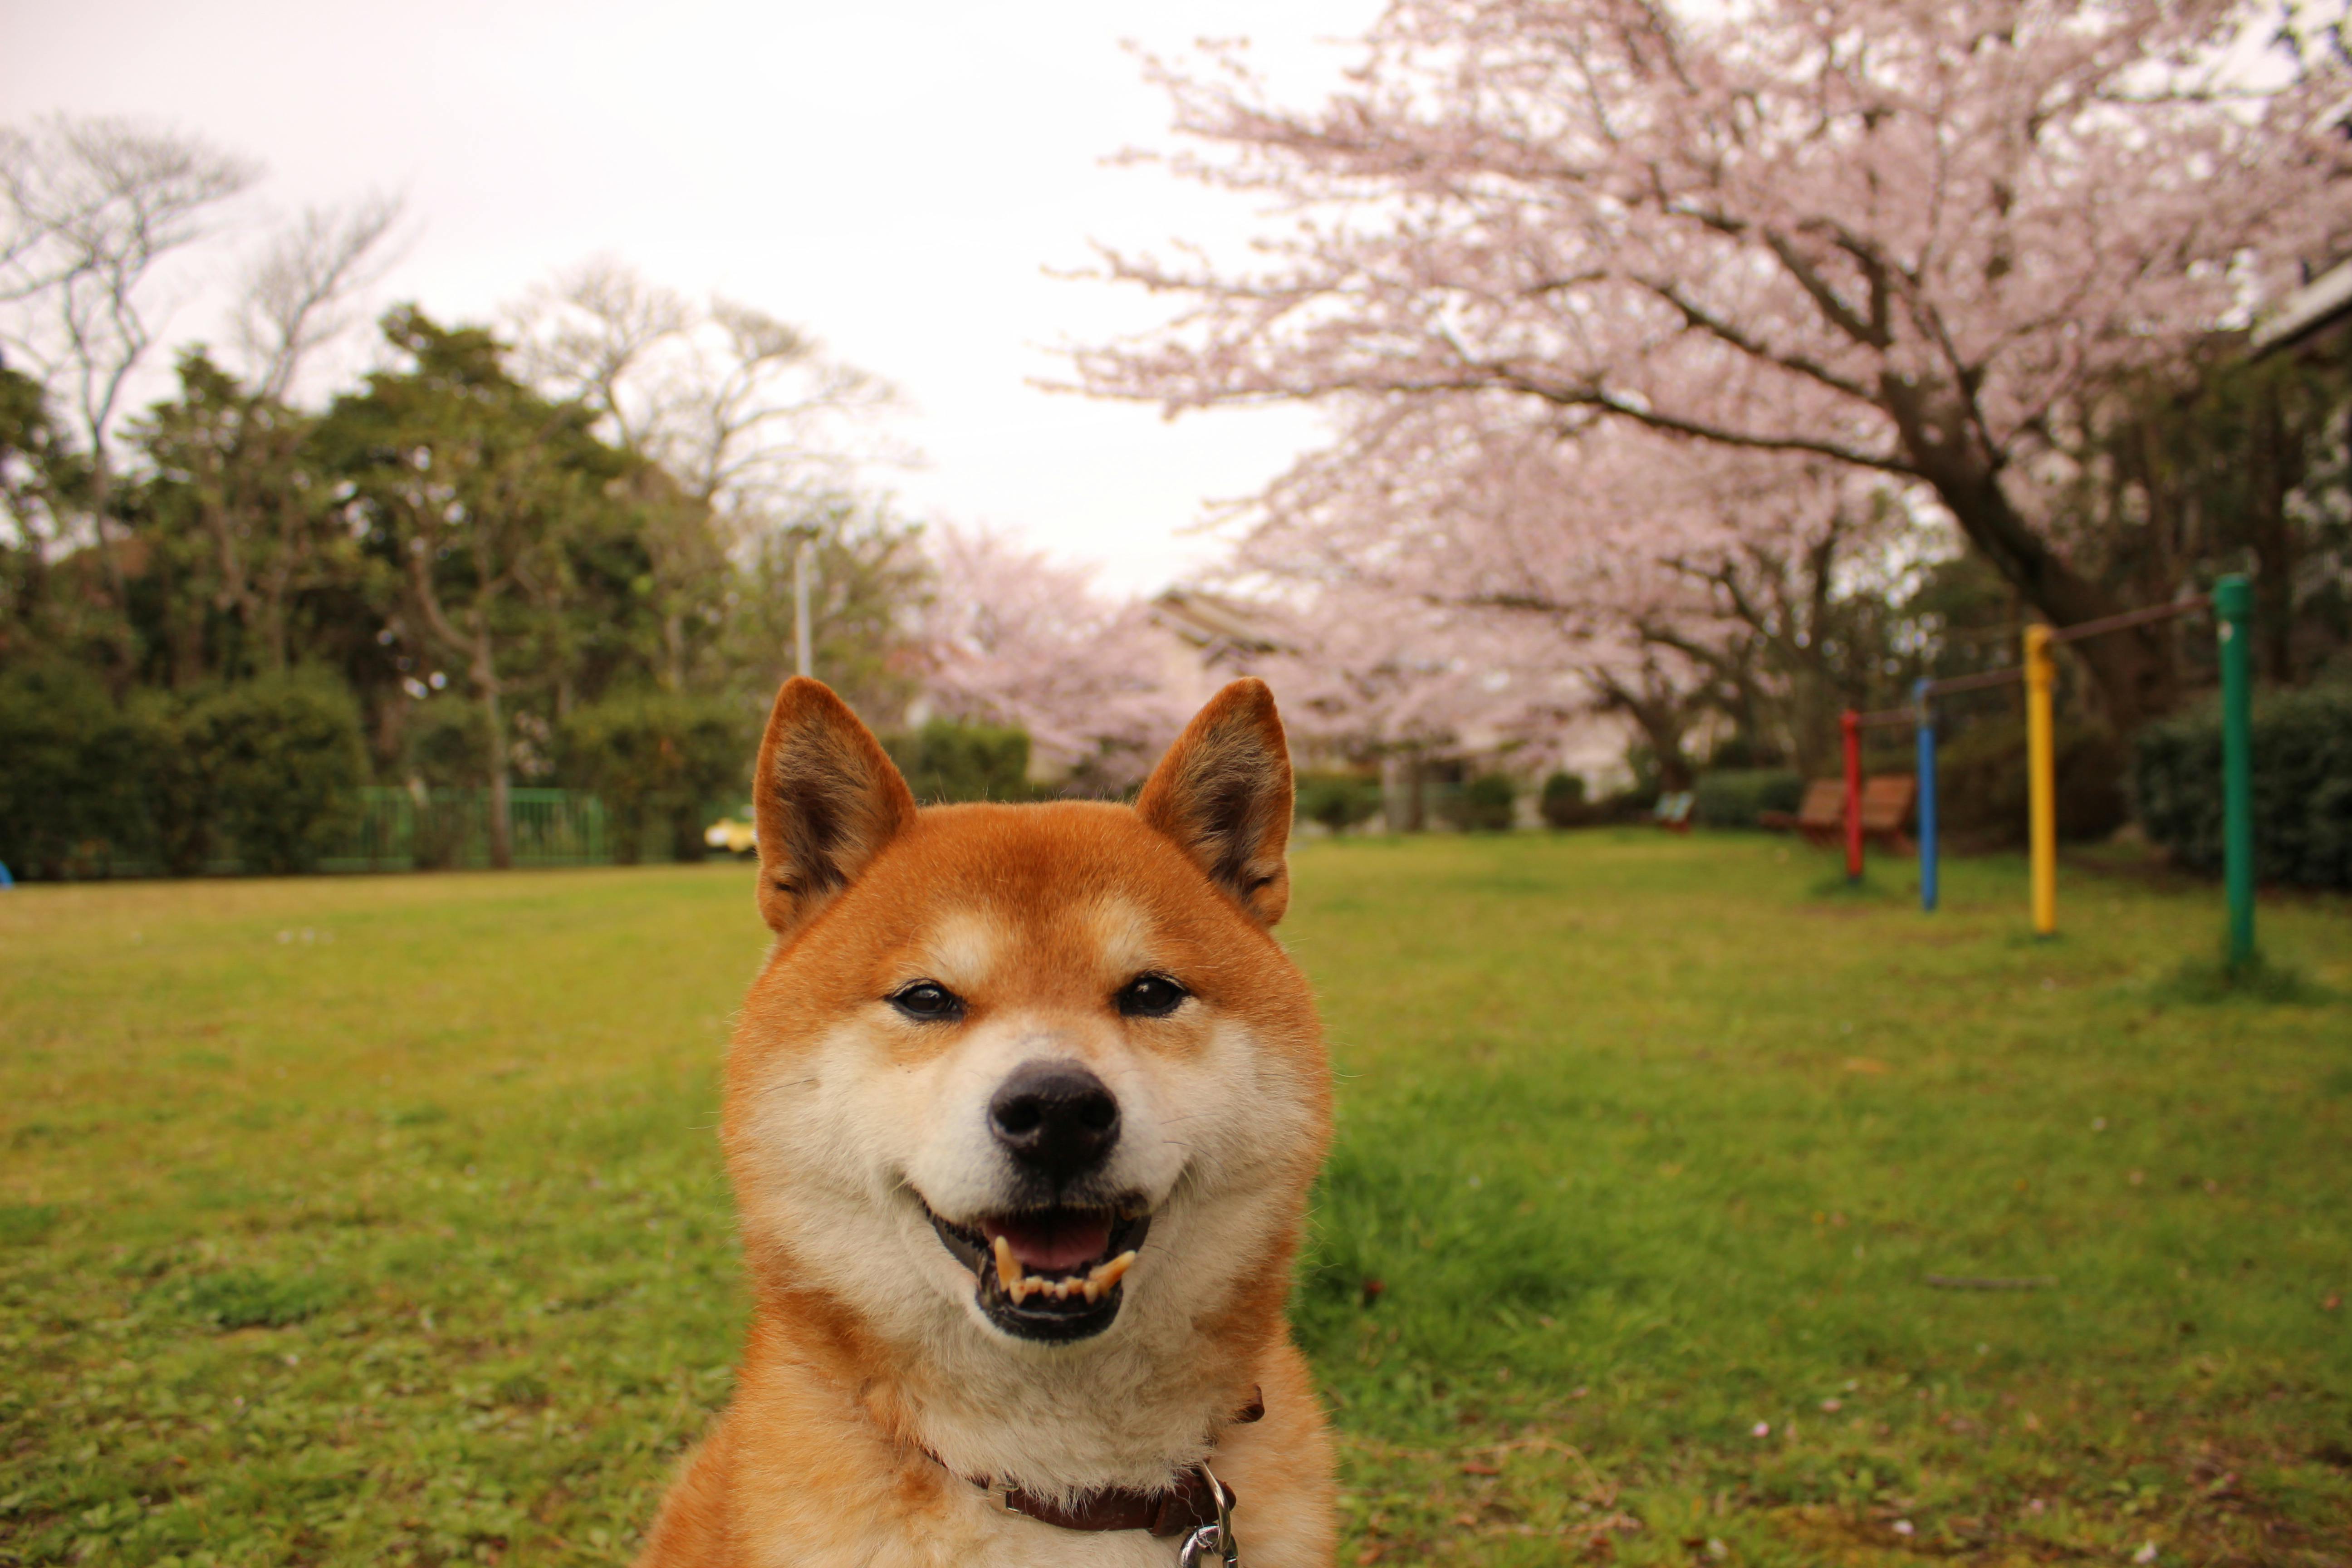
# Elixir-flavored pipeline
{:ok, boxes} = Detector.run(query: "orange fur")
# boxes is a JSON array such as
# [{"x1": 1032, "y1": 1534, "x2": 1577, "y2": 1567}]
[{"x1": 637, "y1": 679, "x2": 1337, "y2": 1567}]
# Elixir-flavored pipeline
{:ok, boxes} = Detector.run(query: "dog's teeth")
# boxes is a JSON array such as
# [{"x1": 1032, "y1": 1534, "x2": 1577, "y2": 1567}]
[
  {"x1": 1086, "y1": 1250, "x2": 1138, "y2": 1296},
  {"x1": 990, "y1": 1242, "x2": 1139, "y2": 1308}
]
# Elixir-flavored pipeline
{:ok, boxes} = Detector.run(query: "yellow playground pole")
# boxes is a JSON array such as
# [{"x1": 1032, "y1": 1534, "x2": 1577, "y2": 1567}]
[{"x1": 2024, "y1": 623, "x2": 2057, "y2": 936}]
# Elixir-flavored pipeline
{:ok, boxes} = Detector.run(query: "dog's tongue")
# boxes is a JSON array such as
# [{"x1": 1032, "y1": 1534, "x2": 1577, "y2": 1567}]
[{"x1": 984, "y1": 1213, "x2": 1112, "y2": 1273}]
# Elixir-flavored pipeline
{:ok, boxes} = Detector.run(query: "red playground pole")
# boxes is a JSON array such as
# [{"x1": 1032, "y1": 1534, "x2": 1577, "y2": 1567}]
[{"x1": 1841, "y1": 708, "x2": 1864, "y2": 883}]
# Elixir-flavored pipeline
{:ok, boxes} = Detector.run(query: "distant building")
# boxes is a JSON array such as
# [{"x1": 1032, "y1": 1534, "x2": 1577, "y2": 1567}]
[
  {"x1": 2252, "y1": 256, "x2": 2352, "y2": 357},
  {"x1": 1147, "y1": 586, "x2": 1288, "y2": 661}
]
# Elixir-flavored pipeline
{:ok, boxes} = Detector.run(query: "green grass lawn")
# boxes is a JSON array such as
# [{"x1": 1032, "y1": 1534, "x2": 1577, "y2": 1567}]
[{"x1": 2, "y1": 833, "x2": 2347, "y2": 1567}]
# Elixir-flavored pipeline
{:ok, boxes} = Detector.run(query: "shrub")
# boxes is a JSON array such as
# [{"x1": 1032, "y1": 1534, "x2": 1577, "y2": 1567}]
[
  {"x1": 885, "y1": 719, "x2": 1035, "y2": 804},
  {"x1": 127, "y1": 689, "x2": 215, "y2": 876},
  {"x1": 1294, "y1": 770, "x2": 1384, "y2": 833},
  {"x1": 2133, "y1": 684, "x2": 2352, "y2": 888},
  {"x1": 0, "y1": 666, "x2": 367, "y2": 877},
  {"x1": 404, "y1": 698, "x2": 493, "y2": 787},
  {"x1": 560, "y1": 692, "x2": 749, "y2": 864},
  {"x1": 1693, "y1": 769, "x2": 1804, "y2": 829},
  {"x1": 185, "y1": 672, "x2": 368, "y2": 874},
  {"x1": 400, "y1": 699, "x2": 496, "y2": 867},
  {"x1": 0, "y1": 664, "x2": 150, "y2": 878},
  {"x1": 1935, "y1": 720, "x2": 2129, "y2": 849},
  {"x1": 1444, "y1": 772, "x2": 1518, "y2": 832},
  {"x1": 1538, "y1": 771, "x2": 1597, "y2": 828}
]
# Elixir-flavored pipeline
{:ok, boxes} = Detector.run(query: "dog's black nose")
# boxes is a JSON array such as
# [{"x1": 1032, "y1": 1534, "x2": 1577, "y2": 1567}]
[{"x1": 989, "y1": 1061, "x2": 1119, "y2": 1183}]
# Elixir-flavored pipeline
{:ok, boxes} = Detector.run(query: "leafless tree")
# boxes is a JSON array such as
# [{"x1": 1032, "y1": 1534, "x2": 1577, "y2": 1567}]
[
  {"x1": 509, "y1": 257, "x2": 691, "y2": 450},
  {"x1": 231, "y1": 192, "x2": 406, "y2": 402},
  {"x1": 515, "y1": 257, "x2": 897, "y2": 516},
  {"x1": 0, "y1": 114, "x2": 257, "y2": 610},
  {"x1": 510, "y1": 257, "x2": 902, "y2": 689}
]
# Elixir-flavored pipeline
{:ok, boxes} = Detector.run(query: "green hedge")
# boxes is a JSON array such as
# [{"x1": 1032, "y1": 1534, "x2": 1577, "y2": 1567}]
[
  {"x1": 559, "y1": 692, "x2": 749, "y2": 864},
  {"x1": 1937, "y1": 721, "x2": 2129, "y2": 849},
  {"x1": 0, "y1": 666, "x2": 363, "y2": 878},
  {"x1": 183, "y1": 675, "x2": 368, "y2": 874},
  {"x1": 1295, "y1": 770, "x2": 1384, "y2": 833},
  {"x1": 1693, "y1": 769, "x2": 1803, "y2": 829},
  {"x1": 0, "y1": 665, "x2": 152, "y2": 879},
  {"x1": 2134, "y1": 685, "x2": 2352, "y2": 888},
  {"x1": 404, "y1": 699, "x2": 495, "y2": 788},
  {"x1": 1539, "y1": 772, "x2": 1605, "y2": 828},
  {"x1": 1442, "y1": 773, "x2": 1517, "y2": 833},
  {"x1": 885, "y1": 719, "x2": 1037, "y2": 805}
]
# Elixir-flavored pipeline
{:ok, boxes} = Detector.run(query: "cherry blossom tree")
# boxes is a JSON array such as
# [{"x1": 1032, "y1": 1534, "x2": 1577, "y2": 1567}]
[
  {"x1": 1078, "y1": 0, "x2": 2352, "y2": 730},
  {"x1": 1220, "y1": 405, "x2": 1669, "y2": 773},
  {"x1": 1253, "y1": 577, "x2": 1612, "y2": 810},
  {"x1": 1226, "y1": 390, "x2": 1947, "y2": 781},
  {"x1": 911, "y1": 526, "x2": 1200, "y2": 789}
]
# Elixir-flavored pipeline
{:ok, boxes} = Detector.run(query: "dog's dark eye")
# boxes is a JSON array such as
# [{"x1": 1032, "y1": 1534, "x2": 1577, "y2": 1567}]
[
  {"x1": 890, "y1": 981, "x2": 964, "y2": 1022},
  {"x1": 1116, "y1": 974, "x2": 1188, "y2": 1019}
]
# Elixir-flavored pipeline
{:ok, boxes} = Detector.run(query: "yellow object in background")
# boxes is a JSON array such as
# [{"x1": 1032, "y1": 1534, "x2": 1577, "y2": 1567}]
[{"x1": 703, "y1": 818, "x2": 758, "y2": 856}]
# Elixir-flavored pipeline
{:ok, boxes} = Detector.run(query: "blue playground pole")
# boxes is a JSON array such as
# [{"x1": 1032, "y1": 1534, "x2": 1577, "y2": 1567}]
[{"x1": 1914, "y1": 678, "x2": 1938, "y2": 913}]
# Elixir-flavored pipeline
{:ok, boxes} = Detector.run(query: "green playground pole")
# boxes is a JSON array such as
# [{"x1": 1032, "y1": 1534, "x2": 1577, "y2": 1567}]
[{"x1": 2215, "y1": 574, "x2": 2255, "y2": 971}]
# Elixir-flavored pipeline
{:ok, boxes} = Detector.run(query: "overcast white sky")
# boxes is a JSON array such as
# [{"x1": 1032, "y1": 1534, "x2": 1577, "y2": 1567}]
[{"x1": 0, "y1": 0, "x2": 1386, "y2": 592}]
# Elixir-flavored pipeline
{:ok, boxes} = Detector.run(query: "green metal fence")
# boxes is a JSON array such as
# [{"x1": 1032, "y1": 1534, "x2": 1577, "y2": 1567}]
[{"x1": 318, "y1": 788, "x2": 612, "y2": 873}]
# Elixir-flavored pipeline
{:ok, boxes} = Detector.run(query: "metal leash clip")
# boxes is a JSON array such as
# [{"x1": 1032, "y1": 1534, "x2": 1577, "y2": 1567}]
[{"x1": 1177, "y1": 1463, "x2": 1239, "y2": 1567}]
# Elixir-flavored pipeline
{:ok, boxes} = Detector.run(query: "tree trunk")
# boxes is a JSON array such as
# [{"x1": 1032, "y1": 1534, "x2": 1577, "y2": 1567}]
[
  {"x1": 662, "y1": 609, "x2": 686, "y2": 693},
  {"x1": 475, "y1": 636, "x2": 514, "y2": 871},
  {"x1": 259, "y1": 484, "x2": 305, "y2": 675},
  {"x1": 1907, "y1": 435, "x2": 2178, "y2": 733},
  {"x1": 1381, "y1": 751, "x2": 1425, "y2": 832},
  {"x1": 1643, "y1": 724, "x2": 1695, "y2": 791},
  {"x1": 1594, "y1": 672, "x2": 1698, "y2": 791},
  {"x1": 88, "y1": 448, "x2": 128, "y2": 612}
]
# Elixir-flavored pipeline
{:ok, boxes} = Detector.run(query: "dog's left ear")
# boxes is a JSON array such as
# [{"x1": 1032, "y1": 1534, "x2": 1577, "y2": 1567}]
[
  {"x1": 1137, "y1": 677, "x2": 1294, "y2": 926},
  {"x1": 752, "y1": 677, "x2": 917, "y2": 937}
]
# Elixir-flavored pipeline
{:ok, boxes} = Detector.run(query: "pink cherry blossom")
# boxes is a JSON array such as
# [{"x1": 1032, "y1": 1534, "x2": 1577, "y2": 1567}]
[{"x1": 1077, "y1": 0, "x2": 2352, "y2": 729}]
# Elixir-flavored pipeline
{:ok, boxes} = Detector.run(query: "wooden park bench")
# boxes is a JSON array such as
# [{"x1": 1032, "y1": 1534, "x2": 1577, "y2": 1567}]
[
  {"x1": 1759, "y1": 779, "x2": 1843, "y2": 847},
  {"x1": 1760, "y1": 775, "x2": 1918, "y2": 853},
  {"x1": 1859, "y1": 774, "x2": 1918, "y2": 854}
]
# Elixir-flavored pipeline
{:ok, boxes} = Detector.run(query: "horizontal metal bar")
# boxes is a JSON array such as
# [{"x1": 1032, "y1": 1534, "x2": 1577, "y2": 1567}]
[
  {"x1": 1922, "y1": 665, "x2": 2024, "y2": 696},
  {"x1": 2047, "y1": 597, "x2": 2205, "y2": 645}
]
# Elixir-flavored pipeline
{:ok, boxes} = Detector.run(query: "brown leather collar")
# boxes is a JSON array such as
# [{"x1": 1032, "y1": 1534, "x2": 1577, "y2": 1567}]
[{"x1": 944, "y1": 1386, "x2": 1264, "y2": 1537}]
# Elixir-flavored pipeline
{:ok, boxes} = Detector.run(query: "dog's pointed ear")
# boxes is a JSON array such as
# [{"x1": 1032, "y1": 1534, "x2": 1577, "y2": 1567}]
[
  {"x1": 1137, "y1": 677, "x2": 1294, "y2": 926},
  {"x1": 752, "y1": 677, "x2": 916, "y2": 937}
]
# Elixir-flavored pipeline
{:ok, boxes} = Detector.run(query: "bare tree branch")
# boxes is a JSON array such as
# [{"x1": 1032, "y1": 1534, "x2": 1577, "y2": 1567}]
[
  {"x1": 0, "y1": 114, "x2": 256, "y2": 613},
  {"x1": 234, "y1": 192, "x2": 406, "y2": 401}
]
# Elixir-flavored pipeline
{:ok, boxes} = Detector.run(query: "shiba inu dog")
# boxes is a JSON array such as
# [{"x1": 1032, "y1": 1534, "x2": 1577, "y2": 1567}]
[{"x1": 637, "y1": 676, "x2": 1337, "y2": 1567}]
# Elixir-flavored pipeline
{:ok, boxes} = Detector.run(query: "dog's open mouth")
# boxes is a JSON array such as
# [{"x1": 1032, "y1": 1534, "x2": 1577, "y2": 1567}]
[{"x1": 925, "y1": 1204, "x2": 1152, "y2": 1342}]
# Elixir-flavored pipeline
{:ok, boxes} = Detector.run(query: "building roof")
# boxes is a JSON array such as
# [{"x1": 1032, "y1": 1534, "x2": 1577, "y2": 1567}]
[
  {"x1": 1148, "y1": 587, "x2": 1288, "y2": 657},
  {"x1": 2251, "y1": 256, "x2": 2352, "y2": 356}
]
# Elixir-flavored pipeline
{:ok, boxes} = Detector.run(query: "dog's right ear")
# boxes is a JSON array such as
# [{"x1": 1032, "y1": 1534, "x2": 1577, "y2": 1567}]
[
  {"x1": 751, "y1": 678, "x2": 916, "y2": 937},
  {"x1": 1137, "y1": 677, "x2": 1294, "y2": 926}
]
